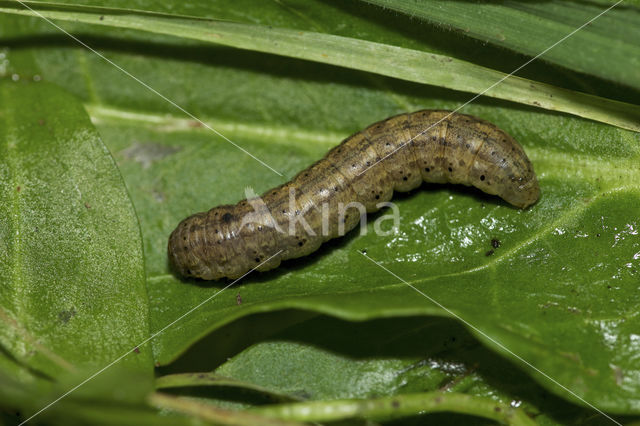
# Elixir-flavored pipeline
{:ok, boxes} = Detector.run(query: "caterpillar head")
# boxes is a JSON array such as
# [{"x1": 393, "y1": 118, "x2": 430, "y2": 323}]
[{"x1": 467, "y1": 128, "x2": 540, "y2": 209}]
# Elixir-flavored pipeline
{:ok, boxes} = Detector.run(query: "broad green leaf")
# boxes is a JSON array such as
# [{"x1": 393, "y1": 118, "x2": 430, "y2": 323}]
[
  {"x1": 361, "y1": 0, "x2": 640, "y2": 90},
  {"x1": 210, "y1": 315, "x2": 597, "y2": 425},
  {"x1": 103, "y1": 102, "x2": 640, "y2": 414},
  {"x1": 0, "y1": 80, "x2": 154, "y2": 421},
  {"x1": 1, "y1": 1, "x2": 639, "y2": 422},
  {"x1": 162, "y1": 314, "x2": 630, "y2": 424},
  {"x1": 0, "y1": 1, "x2": 639, "y2": 131}
]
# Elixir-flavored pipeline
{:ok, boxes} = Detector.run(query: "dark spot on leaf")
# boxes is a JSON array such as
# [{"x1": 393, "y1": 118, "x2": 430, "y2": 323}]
[
  {"x1": 485, "y1": 249, "x2": 494, "y2": 256},
  {"x1": 392, "y1": 400, "x2": 400, "y2": 408},
  {"x1": 133, "y1": 347, "x2": 140, "y2": 354},
  {"x1": 491, "y1": 238, "x2": 501, "y2": 249},
  {"x1": 58, "y1": 308, "x2": 76, "y2": 324}
]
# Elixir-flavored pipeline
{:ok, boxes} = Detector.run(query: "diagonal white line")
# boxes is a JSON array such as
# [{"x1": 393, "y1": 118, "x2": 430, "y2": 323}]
[
  {"x1": 18, "y1": 250, "x2": 283, "y2": 425},
  {"x1": 12, "y1": 0, "x2": 284, "y2": 177},
  {"x1": 359, "y1": 252, "x2": 621, "y2": 425},
  {"x1": 356, "y1": 0, "x2": 624, "y2": 178}
]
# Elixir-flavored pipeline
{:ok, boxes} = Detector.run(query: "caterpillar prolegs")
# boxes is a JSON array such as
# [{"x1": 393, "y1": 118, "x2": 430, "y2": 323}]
[{"x1": 169, "y1": 110, "x2": 540, "y2": 280}]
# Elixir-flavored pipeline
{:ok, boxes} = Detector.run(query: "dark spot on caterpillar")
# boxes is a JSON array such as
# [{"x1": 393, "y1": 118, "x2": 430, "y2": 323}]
[
  {"x1": 491, "y1": 238, "x2": 501, "y2": 249},
  {"x1": 168, "y1": 110, "x2": 539, "y2": 280}
]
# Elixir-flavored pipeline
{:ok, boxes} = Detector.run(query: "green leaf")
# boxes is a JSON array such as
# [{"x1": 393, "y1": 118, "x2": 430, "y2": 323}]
[
  {"x1": 168, "y1": 315, "x2": 615, "y2": 424},
  {"x1": 0, "y1": 80, "x2": 153, "y2": 420},
  {"x1": 361, "y1": 0, "x2": 640, "y2": 90},
  {"x1": 1, "y1": 1, "x2": 639, "y2": 422},
  {"x1": 0, "y1": 1, "x2": 639, "y2": 131},
  {"x1": 115, "y1": 104, "x2": 639, "y2": 414}
]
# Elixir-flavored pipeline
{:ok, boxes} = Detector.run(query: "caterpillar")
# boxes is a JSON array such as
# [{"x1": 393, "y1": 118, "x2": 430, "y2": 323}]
[{"x1": 168, "y1": 110, "x2": 540, "y2": 280}]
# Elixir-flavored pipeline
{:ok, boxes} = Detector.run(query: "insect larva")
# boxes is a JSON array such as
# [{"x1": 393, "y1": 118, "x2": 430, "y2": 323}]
[{"x1": 168, "y1": 110, "x2": 540, "y2": 280}]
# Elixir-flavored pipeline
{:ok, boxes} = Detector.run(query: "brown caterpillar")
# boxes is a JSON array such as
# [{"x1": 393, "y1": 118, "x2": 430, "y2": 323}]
[{"x1": 169, "y1": 110, "x2": 540, "y2": 280}]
